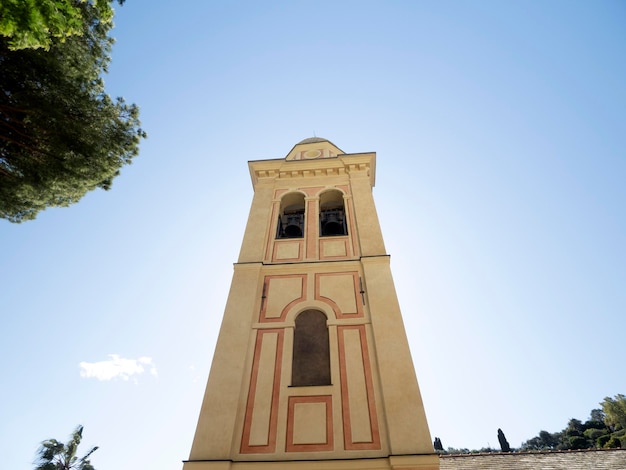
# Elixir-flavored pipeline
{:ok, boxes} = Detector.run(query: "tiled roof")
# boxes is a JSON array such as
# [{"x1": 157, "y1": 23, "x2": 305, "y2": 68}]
[{"x1": 439, "y1": 448, "x2": 626, "y2": 470}]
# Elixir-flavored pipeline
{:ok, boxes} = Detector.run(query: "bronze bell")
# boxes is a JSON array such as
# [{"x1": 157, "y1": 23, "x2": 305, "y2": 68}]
[
  {"x1": 320, "y1": 210, "x2": 345, "y2": 236},
  {"x1": 283, "y1": 213, "x2": 304, "y2": 238}
]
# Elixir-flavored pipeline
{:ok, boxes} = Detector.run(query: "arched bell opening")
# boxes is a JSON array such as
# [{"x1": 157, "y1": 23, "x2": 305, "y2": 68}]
[
  {"x1": 277, "y1": 192, "x2": 305, "y2": 239},
  {"x1": 319, "y1": 190, "x2": 347, "y2": 237}
]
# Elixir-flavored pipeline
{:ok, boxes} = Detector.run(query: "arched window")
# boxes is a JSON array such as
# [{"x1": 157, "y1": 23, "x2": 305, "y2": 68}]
[
  {"x1": 277, "y1": 193, "x2": 305, "y2": 239},
  {"x1": 292, "y1": 310, "x2": 331, "y2": 386},
  {"x1": 319, "y1": 190, "x2": 347, "y2": 237}
]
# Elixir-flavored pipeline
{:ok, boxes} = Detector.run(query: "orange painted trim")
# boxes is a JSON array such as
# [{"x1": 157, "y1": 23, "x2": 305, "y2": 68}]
[
  {"x1": 259, "y1": 274, "x2": 308, "y2": 323},
  {"x1": 265, "y1": 201, "x2": 281, "y2": 261},
  {"x1": 305, "y1": 199, "x2": 317, "y2": 259},
  {"x1": 286, "y1": 395, "x2": 334, "y2": 452},
  {"x1": 329, "y1": 184, "x2": 355, "y2": 257},
  {"x1": 290, "y1": 148, "x2": 337, "y2": 161},
  {"x1": 314, "y1": 272, "x2": 363, "y2": 318},
  {"x1": 344, "y1": 201, "x2": 357, "y2": 257},
  {"x1": 240, "y1": 329, "x2": 285, "y2": 454},
  {"x1": 337, "y1": 325, "x2": 381, "y2": 451},
  {"x1": 301, "y1": 186, "x2": 324, "y2": 197}
]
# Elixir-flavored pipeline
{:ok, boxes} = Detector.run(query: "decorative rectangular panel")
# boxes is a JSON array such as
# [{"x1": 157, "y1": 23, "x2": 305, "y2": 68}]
[
  {"x1": 286, "y1": 395, "x2": 334, "y2": 452},
  {"x1": 260, "y1": 275, "x2": 306, "y2": 322},
  {"x1": 315, "y1": 272, "x2": 363, "y2": 318},
  {"x1": 337, "y1": 325, "x2": 381, "y2": 450},
  {"x1": 240, "y1": 329, "x2": 284, "y2": 454},
  {"x1": 273, "y1": 241, "x2": 302, "y2": 261},
  {"x1": 320, "y1": 239, "x2": 348, "y2": 258}
]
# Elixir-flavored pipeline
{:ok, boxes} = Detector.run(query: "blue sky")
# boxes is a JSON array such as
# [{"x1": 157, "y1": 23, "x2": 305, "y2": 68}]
[{"x1": 1, "y1": 1, "x2": 625, "y2": 468}]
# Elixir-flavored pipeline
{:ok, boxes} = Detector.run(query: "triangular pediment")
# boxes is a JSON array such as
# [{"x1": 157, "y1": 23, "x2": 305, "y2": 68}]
[{"x1": 285, "y1": 137, "x2": 344, "y2": 161}]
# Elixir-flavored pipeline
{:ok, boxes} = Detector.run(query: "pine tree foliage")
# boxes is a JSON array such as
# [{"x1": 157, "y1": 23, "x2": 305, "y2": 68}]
[
  {"x1": 437, "y1": 394, "x2": 625, "y2": 453},
  {"x1": 0, "y1": 0, "x2": 124, "y2": 51},
  {"x1": 521, "y1": 394, "x2": 626, "y2": 450},
  {"x1": 602, "y1": 394, "x2": 626, "y2": 432},
  {"x1": 0, "y1": 0, "x2": 145, "y2": 222}
]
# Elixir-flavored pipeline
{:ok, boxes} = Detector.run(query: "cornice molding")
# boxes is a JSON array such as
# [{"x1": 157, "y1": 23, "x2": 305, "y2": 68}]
[{"x1": 248, "y1": 152, "x2": 376, "y2": 188}]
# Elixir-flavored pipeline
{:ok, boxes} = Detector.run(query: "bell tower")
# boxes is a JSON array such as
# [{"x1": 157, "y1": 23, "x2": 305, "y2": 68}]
[{"x1": 183, "y1": 138, "x2": 439, "y2": 470}]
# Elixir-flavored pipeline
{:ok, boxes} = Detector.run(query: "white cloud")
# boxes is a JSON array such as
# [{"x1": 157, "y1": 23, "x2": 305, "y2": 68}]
[{"x1": 79, "y1": 354, "x2": 158, "y2": 381}]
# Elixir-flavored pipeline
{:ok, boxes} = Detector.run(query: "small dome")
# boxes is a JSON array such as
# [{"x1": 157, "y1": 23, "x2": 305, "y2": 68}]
[
  {"x1": 297, "y1": 137, "x2": 328, "y2": 145},
  {"x1": 285, "y1": 137, "x2": 344, "y2": 161}
]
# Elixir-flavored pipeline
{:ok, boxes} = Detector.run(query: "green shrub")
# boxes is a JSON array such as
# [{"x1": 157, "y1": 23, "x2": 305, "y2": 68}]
[
  {"x1": 596, "y1": 434, "x2": 611, "y2": 447},
  {"x1": 605, "y1": 436, "x2": 621, "y2": 448}
]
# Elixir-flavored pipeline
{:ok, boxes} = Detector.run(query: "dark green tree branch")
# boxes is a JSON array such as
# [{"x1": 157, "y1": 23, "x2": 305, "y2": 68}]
[{"x1": 0, "y1": 0, "x2": 145, "y2": 223}]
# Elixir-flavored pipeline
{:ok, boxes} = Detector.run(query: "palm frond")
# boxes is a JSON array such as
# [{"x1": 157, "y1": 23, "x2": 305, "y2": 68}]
[{"x1": 33, "y1": 425, "x2": 98, "y2": 470}]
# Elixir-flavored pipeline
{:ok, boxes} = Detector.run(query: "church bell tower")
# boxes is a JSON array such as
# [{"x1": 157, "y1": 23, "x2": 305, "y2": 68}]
[{"x1": 183, "y1": 138, "x2": 439, "y2": 470}]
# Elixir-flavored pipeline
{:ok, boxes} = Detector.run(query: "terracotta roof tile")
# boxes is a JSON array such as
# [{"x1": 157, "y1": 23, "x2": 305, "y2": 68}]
[{"x1": 439, "y1": 448, "x2": 626, "y2": 470}]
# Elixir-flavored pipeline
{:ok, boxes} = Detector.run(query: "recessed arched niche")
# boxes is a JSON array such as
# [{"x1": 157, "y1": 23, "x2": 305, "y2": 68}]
[
  {"x1": 291, "y1": 310, "x2": 331, "y2": 387},
  {"x1": 277, "y1": 192, "x2": 305, "y2": 239}
]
